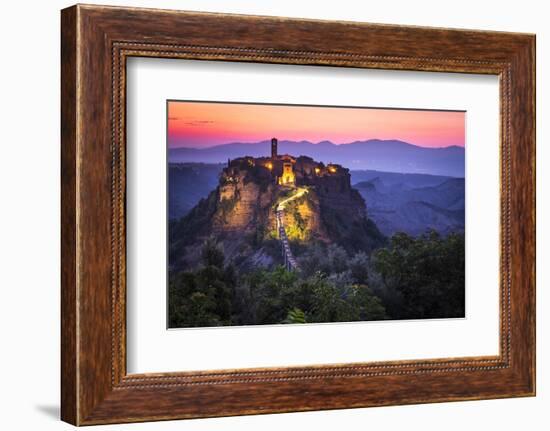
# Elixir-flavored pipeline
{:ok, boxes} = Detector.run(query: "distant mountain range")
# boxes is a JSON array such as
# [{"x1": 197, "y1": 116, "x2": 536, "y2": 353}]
[{"x1": 169, "y1": 139, "x2": 465, "y2": 177}]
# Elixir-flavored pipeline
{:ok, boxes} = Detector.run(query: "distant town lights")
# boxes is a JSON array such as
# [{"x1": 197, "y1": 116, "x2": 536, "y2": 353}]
[{"x1": 328, "y1": 166, "x2": 337, "y2": 173}]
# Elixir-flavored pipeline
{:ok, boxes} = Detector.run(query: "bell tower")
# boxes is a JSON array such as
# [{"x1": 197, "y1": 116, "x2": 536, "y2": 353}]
[{"x1": 271, "y1": 137, "x2": 278, "y2": 159}]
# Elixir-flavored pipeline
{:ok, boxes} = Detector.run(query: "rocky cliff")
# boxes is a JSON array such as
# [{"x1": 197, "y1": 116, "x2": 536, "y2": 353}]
[{"x1": 169, "y1": 155, "x2": 385, "y2": 272}]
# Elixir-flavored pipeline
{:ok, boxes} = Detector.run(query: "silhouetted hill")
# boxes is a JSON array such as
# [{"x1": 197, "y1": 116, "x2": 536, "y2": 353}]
[{"x1": 169, "y1": 139, "x2": 465, "y2": 177}]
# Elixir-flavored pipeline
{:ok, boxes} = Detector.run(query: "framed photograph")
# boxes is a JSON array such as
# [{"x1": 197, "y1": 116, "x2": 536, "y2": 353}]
[{"x1": 61, "y1": 4, "x2": 536, "y2": 425}]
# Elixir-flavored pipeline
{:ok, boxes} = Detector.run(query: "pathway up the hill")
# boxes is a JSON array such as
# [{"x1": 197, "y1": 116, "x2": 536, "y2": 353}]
[{"x1": 275, "y1": 187, "x2": 308, "y2": 271}]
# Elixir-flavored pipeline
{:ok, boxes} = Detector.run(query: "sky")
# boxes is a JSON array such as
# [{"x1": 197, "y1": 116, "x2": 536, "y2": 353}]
[{"x1": 168, "y1": 101, "x2": 465, "y2": 149}]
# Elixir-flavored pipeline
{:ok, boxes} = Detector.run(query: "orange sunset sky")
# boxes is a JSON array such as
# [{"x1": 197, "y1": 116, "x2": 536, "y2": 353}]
[{"x1": 168, "y1": 101, "x2": 465, "y2": 149}]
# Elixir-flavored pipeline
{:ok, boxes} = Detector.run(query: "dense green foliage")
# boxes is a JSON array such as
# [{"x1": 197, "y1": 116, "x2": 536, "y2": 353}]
[
  {"x1": 169, "y1": 230, "x2": 465, "y2": 328},
  {"x1": 168, "y1": 238, "x2": 236, "y2": 327},
  {"x1": 169, "y1": 238, "x2": 387, "y2": 327},
  {"x1": 372, "y1": 231, "x2": 465, "y2": 319}
]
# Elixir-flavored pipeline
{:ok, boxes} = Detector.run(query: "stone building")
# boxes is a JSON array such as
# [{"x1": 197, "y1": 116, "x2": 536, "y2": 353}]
[
  {"x1": 269, "y1": 137, "x2": 296, "y2": 186},
  {"x1": 223, "y1": 137, "x2": 351, "y2": 195}
]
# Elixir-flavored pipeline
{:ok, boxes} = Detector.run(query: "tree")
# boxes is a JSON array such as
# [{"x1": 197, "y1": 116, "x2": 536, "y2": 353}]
[
  {"x1": 294, "y1": 273, "x2": 386, "y2": 323},
  {"x1": 238, "y1": 266, "x2": 299, "y2": 325},
  {"x1": 372, "y1": 230, "x2": 465, "y2": 320},
  {"x1": 201, "y1": 236, "x2": 225, "y2": 269},
  {"x1": 168, "y1": 238, "x2": 234, "y2": 328},
  {"x1": 348, "y1": 284, "x2": 387, "y2": 321},
  {"x1": 297, "y1": 243, "x2": 327, "y2": 277},
  {"x1": 282, "y1": 308, "x2": 306, "y2": 324},
  {"x1": 349, "y1": 251, "x2": 370, "y2": 284},
  {"x1": 327, "y1": 244, "x2": 348, "y2": 274}
]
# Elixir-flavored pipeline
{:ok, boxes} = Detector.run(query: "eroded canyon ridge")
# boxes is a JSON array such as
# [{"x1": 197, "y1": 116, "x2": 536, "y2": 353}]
[{"x1": 168, "y1": 138, "x2": 465, "y2": 328}]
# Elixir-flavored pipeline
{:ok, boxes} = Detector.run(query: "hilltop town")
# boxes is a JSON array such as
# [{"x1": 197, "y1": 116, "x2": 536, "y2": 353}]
[
  {"x1": 224, "y1": 137, "x2": 350, "y2": 190},
  {"x1": 169, "y1": 137, "x2": 384, "y2": 273}
]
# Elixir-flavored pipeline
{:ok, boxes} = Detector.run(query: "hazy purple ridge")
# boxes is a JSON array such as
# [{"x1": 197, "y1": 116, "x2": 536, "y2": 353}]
[{"x1": 168, "y1": 139, "x2": 465, "y2": 177}]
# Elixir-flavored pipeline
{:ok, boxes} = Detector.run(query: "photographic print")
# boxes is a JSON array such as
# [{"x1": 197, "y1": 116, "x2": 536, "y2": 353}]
[{"x1": 168, "y1": 101, "x2": 465, "y2": 328}]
